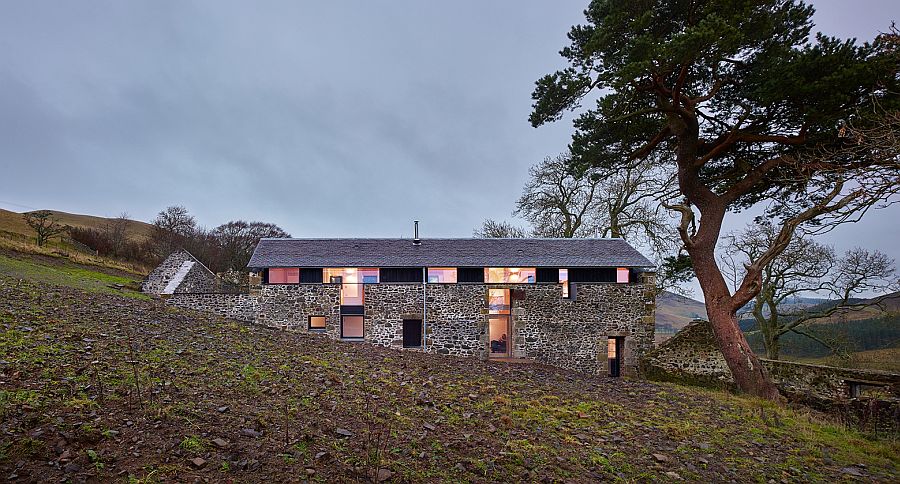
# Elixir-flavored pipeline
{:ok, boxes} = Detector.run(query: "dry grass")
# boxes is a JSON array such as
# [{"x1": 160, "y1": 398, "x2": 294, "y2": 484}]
[
  {"x1": 0, "y1": 208, "x2": 154, "y2": 242},
  {"x1": 0, "y1": 236, "x2": 150, "y2": 276}
]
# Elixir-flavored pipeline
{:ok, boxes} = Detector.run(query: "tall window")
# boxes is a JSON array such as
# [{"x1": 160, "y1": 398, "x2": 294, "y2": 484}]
[
  {"x1": 324, "y1": 268, "x2": 365, "y2": 305},
  {"x1": 485, "y1": 268, "x2": 536, "y2": 284},
  {"x1": 616, "y1": 267, "x2": 630, "y2": 284},
  {"x1": 268, "y1": 268, "x2": 299, "y2": 284},
  {"x1": 559, "y1": 268, "x2": 569, "y2": 298},
  {"x1": 427, "y1": 268, "x2": 457, "y2": 283}
]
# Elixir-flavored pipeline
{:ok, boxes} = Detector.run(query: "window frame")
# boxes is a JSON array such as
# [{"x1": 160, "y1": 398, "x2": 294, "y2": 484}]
[
  {"x1": 308, "y1": 315, "x2": 327, "y2": 331},
  {"x1": 340, "y1": 314, "x2": 365, "y2": 339}
]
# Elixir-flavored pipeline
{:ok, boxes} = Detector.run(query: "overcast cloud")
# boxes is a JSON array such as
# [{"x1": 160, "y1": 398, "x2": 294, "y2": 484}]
[{"x1": 1, "y1": 1, "x2": 898, "y2": 285}]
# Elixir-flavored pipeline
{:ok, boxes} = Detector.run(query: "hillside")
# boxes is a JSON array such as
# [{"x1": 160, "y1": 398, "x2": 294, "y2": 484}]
[
  {"x1": 0, "y1": 208, "x2": 154, "y2": 242},
  {"x1": 1, "y1": 257, "x2": 896, "y2": 482},
  {"x1": 655, "y1": 291, "x2": 707, "y2": 341}
]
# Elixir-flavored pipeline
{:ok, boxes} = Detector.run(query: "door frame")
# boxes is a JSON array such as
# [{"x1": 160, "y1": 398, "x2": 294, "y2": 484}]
[
  {"x1": 608, "y1": 336, "x2": 624, "y2": 377},
  {"x1": 488, "y1": 315, "x2": 511, "y2": 358}
]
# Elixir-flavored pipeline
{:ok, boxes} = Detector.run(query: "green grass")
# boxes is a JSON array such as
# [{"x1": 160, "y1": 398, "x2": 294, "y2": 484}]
[{"x1": 0, "y1": 253, "x2": 147, "y2": 299}]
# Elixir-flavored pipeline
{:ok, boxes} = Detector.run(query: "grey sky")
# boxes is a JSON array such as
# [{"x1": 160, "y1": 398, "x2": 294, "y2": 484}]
[{"x1": 2, "y1": 1, "x2": 898, "y2": 277}]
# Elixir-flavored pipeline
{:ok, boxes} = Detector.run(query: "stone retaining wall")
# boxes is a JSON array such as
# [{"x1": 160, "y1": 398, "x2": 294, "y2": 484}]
[
  {"x1": 644, "y1": 320, "x2": 900, "y2": 403},
  {"x1": 167, "y1": 293, "x2": 258, "y2": 322}
]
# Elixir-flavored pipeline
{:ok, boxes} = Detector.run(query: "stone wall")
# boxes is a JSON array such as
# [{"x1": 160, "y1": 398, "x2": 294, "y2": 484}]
[
  {"x1": 163, "y1": 279, "x2": 656, "y2": 376},
  {"x1": 510, "y1": 282, "x2": 655, "y2": 375},
  {"x1": 644, "y1": 319, "x2": 900, "y2": 403},
  {"x1": 167, "y1": 293, "x2": 258, "y2": 322},
  {"x1": 254, "y1": 284, "x2": 342, "y2": 335}
]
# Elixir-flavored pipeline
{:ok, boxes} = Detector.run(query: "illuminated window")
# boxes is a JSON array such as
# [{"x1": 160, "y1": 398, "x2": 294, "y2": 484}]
[
  {"x1": 341, "y1": 315, "x2": 364, "y2": 338},
  {"x1": 308, "y1": 315, "x2": 326, "y2": 330},
  {"x1": 485, "y1": 268, "x2": 536, "y2": 284},
  {"x1": 616, "y1": 268, "x2": 630, "y2": 284},
  {"x1": 488, "y1": 288, "x2": 510, "y2": 314},
  {"x1": 268, "y1": 268, "x2": 299, "y2": 284},
  {"x1": 427, "y1": 268, "x2": 457, "y2": 283},
  {"x1": 324, "y1": 268, "x2": 365, "y2": 305},
  {"x1": 359, "y1": 268, "x2": 379, "y2": 284},
  {"x1": 559, "y1": 268, "x2": 569, "y2": 298}
]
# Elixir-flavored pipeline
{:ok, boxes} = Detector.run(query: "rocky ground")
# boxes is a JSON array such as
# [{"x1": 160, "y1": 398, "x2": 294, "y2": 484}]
[{"x1": 1, "y1": 274, "x2": 897, "y2": 482}]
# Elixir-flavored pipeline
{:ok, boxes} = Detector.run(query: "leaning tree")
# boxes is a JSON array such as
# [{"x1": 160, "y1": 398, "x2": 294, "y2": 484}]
[{"x1": 530, "y1": 1, "x2": 900, "y2": 399}]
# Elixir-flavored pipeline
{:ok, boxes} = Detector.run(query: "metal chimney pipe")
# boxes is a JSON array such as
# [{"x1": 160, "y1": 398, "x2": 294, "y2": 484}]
[{"x1": 413, "y1": 220, "x2": 421, "y2": 245}]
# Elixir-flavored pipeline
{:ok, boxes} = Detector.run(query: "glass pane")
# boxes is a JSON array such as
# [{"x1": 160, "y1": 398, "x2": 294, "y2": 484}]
[
  {"x1": 342, "y1": 315, "x2": 364, "y2": 338},
  {"x1": 309, "y1": 316, "x2": 326, "y2": 329},
  {"x1": 607, "y1": 338, "x2": 617, "y2": 358},
  {"x1": 489, "y1": 316, "x2": 509, "y2": 355},
  {"x1": 559, "y1": 268, "x2": 569, "y2": 298},
  {"x1": 488, "y1": 288, "x2": 510, "y2": 314},
  {"x1": 427, "y1": 268, "x2": 457, "y2": 283},
  {"x1": 485, "y1": 268, "x2": 536, "y2": 283},
  {"x1": 616, "y1": 267, "x2": 630, "y2": 283},
  {"x1": 324, "y1": 268, "x2": 365, "y2": 304}
]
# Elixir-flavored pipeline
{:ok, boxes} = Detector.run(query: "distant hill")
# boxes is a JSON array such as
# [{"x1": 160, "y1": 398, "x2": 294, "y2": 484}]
[
  {"x1": 655, "y1": 291, "x2": 707, "y2": 342},
  {"x1": 0, "y1": 208, "x2": 154, "y2": 242}
]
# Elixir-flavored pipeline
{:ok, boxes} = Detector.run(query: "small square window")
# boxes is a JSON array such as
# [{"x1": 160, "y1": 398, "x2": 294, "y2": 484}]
[
  {"x1": 309, "y1": 315, "x2": 326, "y2": 330},
  {"x1": 341, "y1": 315, "x2": 364, "y2": 339}
]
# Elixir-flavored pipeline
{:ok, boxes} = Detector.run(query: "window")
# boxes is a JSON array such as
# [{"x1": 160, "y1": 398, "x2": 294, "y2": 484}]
[
  {"x1": 488, "y1": 288, "x2": 510, "y2": 314},
  {"x1": 360, "y1": 268, "x2": 379, "y2": 284},
  {"x1": 268, "y1": 268, "x2": 299, "y2": 284},
  {"x1": 616, "y1": 267, "x2": 630, "y2": 284},
  {"x1": 308, "y1": 315, "x2": 326, "y2": 330},
  {"x1": 485, "y1": 268, "x2": 536, "y2": 284},
  {"x1": 341, "y1": 315, "x2": 364, "y2": 339},
  {"x1": 324, "y1": 268, "x2": 365, "y2": 305},
  {"x1": 427, "y1": 268, "x2": 457, "y2": 283},
  {"x1": 559, "y1": 268, "x2": 570, "y2": 298}
]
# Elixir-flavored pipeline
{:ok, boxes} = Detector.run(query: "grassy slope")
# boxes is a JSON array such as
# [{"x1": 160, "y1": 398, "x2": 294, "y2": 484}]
[
  {"x1": 0, "y1": 208, "x2": 154, "y2": 242},
  {"x1": 0, "y1": 257, "x2": 896, "y2": 482},
  {"x1": 0, "y1": 250, "x2": 147, "y2": 300}
]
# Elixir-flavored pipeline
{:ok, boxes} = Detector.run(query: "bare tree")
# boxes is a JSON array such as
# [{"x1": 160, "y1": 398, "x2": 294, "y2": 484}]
[
  {"x1": 473, "y1": 219, "x2": 528, "y2": 238},
  {"x1": 212, "y1": 220, "x2": 291, "y2": 271},
  {"x1": 514, "y1": 153, "x2": 677, "y2": 249},
  {"x1": 23, "y1": 211, "x2": 66, "y2": 247},
  {"x1": 104, "y1": 211, "x2": 131, "y2": 257},
  {"x1": 722, "y1": 221, "x2": 898, "y2": 359},
  {"x1": 514, "y1": 153, "x2": 601, "y2": 238},
  {"x1": 151, "y1": 205, "x2": 196, "y2": 256}
]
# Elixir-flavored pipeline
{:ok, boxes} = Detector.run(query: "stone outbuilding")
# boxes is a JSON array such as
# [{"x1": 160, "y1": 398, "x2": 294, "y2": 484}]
[{"x1": 141, "y1": 249, "x2": 223, "y2": 295}]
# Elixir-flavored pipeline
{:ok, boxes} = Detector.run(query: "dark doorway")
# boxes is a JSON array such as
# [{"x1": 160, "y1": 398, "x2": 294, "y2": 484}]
[
  {"x1": 403, "y1": 319, "x2": 423, "y2": 348},
  {"x1": 608, "y1": 337, "x2": 624, "y2": 377}
]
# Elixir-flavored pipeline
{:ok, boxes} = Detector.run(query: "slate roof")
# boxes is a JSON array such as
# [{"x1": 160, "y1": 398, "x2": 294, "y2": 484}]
[{"x1": 247, "y1": 238, "x2": 654, "y2": 269}]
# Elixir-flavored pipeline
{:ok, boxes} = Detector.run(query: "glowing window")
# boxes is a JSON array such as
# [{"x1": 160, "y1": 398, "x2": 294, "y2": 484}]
[
  {"x1": 308, "y1": 315, "x2": 326, "y2": 330},
  {"x1": 342, "y1": 315, "x2": 364, "y2": 338},
  {"x1": 488, "y1": 288, "x2": 510, "y2": 314},
  {"x1": 427, "y1": 268, "x2": 457, "y2": 283},
  {"x1": 485, "y1": 268, "x2": 536, "y2": 284},
  {"x1": 268, "y1": 268, "x2": 299, "y2": 284},
  {"x1": 616, "y1": 268, "x2": 630, "y2": 284},
  {"x1": 324, "y1": 268, "x2": 365, "y2": 305},
  {"x1": 359, "y1": 268, "x2": 379, "y2": 284},
  {"x1": 559, "y1": 268, "x2": 569, "y2": 298}
]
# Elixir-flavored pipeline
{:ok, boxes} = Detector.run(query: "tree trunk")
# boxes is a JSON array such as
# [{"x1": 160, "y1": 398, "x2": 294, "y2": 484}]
[{"x1": 691, "y1": 242, "x2": 782, "y2": 401}]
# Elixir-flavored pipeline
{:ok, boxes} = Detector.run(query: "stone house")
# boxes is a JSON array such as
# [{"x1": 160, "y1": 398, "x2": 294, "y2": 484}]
[{"x1": 244, "y1": 235, "x2": 657, "y2": 376}]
